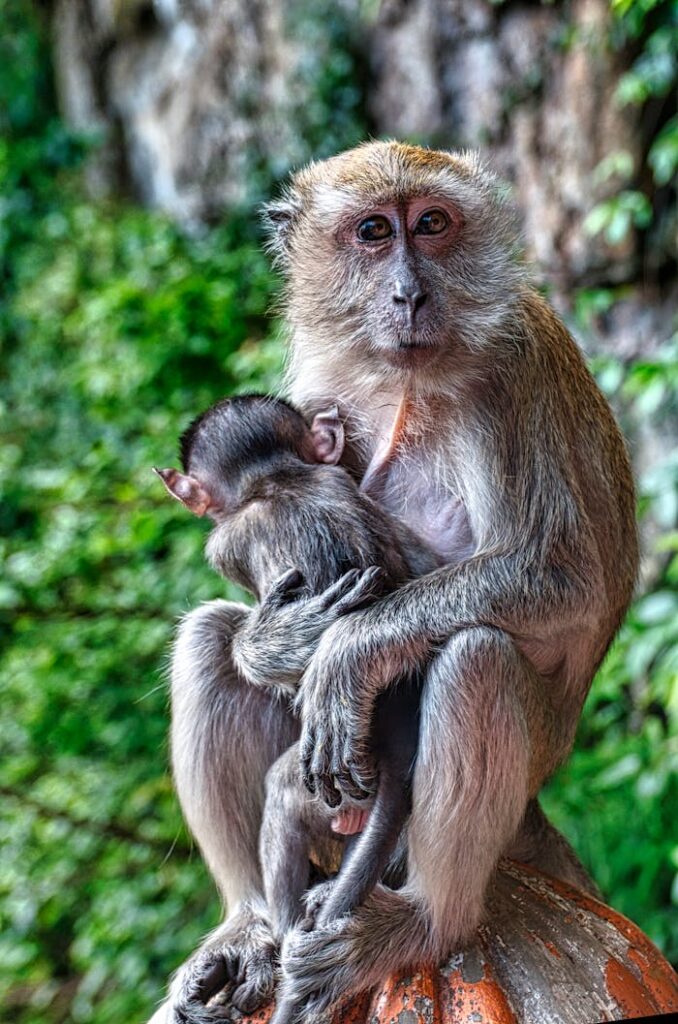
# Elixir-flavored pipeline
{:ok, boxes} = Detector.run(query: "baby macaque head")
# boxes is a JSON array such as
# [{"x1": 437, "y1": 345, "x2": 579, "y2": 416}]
[{"x1": 154, "y1": 395, "x2": 344, "y2": 520}]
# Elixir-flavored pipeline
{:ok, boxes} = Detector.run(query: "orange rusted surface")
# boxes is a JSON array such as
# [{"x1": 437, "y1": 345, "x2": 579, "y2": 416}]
[
  {"x1": 369, "y1": 966, "x2": 442, "y2": 1023},
  {"x1": 239, "y1": 862, "x2": 678, "y2": 1024},
  {"x1": 438, "y1": 949, "x2": 518, "y2": 1024},
  {"x1": 541, "y1": 939, "x2": 562, "y2": 959},
  {"x1": 627, "y1": 947, "x2": 678, "y2": 1014},
  {"x1": 330, "y1": 991, "x2": 373, "y2": 1023},
  {"x1": 520, "y1": 862, "x2": 678, "y2": 1017},
  {"x1": 605, "y1": 956, "x2": 662, "y2": 1018}
]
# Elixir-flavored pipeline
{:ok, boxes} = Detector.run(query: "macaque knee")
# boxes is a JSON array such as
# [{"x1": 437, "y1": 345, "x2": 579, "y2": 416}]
[
  {"x1": 172, "y1": 599, "x2": 247, "y2": 697},
  {"x1": 445, "y1": 624, "x2": 519, "y2": 675},
  {"x1": 409, "y1": 627, "x2": 533, "y2": 941}
]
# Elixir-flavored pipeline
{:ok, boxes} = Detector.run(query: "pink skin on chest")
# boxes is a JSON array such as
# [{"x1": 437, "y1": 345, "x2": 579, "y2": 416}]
[{"x1": 359, "y1": 395, "x2": 475, "y2": 565}]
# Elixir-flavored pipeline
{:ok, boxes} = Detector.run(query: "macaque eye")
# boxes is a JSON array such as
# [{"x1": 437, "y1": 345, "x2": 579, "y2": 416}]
[
  {"x1": 357, "y1": 215, "x2": 393, "y2": 242},
  {"x1": 414, "y1": 209, "x2": 449, "y2": 235}
]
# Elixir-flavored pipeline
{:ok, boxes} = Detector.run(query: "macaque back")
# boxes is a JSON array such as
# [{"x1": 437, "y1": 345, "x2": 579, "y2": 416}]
[{"x1": 156, "y1": 395, "x2": 439, "y2": 990}]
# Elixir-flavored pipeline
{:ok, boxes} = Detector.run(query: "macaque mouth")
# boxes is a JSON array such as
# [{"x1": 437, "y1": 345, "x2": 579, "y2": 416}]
[{"x1": 383, "y1": 339, "x2": 440, "y2": 368}]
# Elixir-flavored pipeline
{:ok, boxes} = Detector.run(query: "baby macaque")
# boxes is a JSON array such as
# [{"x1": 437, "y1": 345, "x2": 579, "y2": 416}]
[{"x1": 156, "y1": 395, "x2": 439, "y2": 1021}]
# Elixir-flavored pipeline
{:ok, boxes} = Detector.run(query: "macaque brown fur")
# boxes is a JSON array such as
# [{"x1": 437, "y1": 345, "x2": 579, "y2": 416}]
[{"x1": 149, "y1": 142, "x2": 637, "y2": 1024}]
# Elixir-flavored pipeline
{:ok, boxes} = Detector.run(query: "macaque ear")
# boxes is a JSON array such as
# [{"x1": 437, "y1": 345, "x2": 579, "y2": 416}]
[
  {"x1": 310, "y1": 406, "x2": 344, "y2": 465},
  {"x1": 153, "y1": 467, "x2": 214, "y2": 517},
  {"x1": 261, "y1": 190, "x2": 302, "y2": 264}
]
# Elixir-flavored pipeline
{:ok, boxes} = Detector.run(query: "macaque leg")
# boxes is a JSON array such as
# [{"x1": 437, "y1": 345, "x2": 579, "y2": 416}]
[
  {"x1": 278, "y1": 627, "x2": 549, "y2": 1014},
  {"x1": 149, "y1": 600, "x2": 299, "y2": 1024},
  {"x1": 260, "y1": 743, "x2": 338, "y2": 941}
]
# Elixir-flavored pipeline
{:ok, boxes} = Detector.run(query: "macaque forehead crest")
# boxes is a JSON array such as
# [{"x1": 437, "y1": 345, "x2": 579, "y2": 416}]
[
  {"x1": 264, "y1": 143, "x2": 516, "y2": 275},
  {"x1": 285, "y1": 143, "x2": 507, "y2": 248}
]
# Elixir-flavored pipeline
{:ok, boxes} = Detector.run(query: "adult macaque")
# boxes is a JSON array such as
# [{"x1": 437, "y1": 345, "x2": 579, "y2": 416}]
[
  {"x1": 156, "y1": 394, "x2": 434, "y2": 1023},
  {"x1": 149, "y1": 142, "x2": 637, "y2": 1023}
]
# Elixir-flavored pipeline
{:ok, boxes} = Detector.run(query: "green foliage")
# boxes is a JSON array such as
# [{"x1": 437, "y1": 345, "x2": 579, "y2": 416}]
[
  {"x1": 583, "y1": 188, "x2": 653, "y2": 244},
  {"x1": 649, "y1": 113, "x2": 678, "y2": 185},
  {"x1": 0, "y1": 8, "x2": 283, "y2": 1023},
  {"x1": 616, "y1": 23, "x2": 676, "y2": 104},
  {"x1": 0, "y1": 170, "x2": 284, "y2": 1024},
  {"x1": 585, "y1": 0, "x2": 677, "y2": 247}
]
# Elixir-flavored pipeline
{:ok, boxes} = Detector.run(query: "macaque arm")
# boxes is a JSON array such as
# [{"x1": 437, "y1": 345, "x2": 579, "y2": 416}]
[
  {"x1": 297, "y1": 537, "x2": 597, "y2": 803},
  {"x1": 360, "y1": 545, "x2": 595, "y2": 661},
  {"x1": 232, "y1": 566, "x2": 384, "y2": 692}
]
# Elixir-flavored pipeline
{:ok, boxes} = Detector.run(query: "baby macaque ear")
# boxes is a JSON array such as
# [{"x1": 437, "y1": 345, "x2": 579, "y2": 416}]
[
  {"x1": 310, "y1": 406, "x2": 344, "y2": 465},
  {"x1": 153, "y1": 467, "x2": 214, "y2": 517}
]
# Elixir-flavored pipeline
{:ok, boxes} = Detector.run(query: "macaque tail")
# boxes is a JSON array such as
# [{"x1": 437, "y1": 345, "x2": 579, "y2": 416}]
[
  {"x1": 268, "y1": 767, "x2": 411, "y2": 1024},
  {"x1": 316, "y1": 761, "x2": 411, "y2": 927}
]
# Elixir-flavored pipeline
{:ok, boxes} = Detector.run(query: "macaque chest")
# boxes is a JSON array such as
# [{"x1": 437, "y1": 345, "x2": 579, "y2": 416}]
[
  {"x1": 364, "y1": 462, "x2": 474, "y2": 565},
  {"x1": 359, "y1": 399, "x2": 475, "y2": 566}
]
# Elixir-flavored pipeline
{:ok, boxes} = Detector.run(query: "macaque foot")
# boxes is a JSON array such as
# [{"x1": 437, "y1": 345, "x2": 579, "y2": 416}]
[
  {"x1": 168, "y1": 912, "x2": 277, "y2": 1023},
  {"x1": 277, "y1": 884, "x2": 426, "y2": 1018},
  {"x1": 276, "y1": 914, "x2": 365, "y2": 1019},
  {"x1": 299, "y1": 879, "x2": 337, "y2": 930}
]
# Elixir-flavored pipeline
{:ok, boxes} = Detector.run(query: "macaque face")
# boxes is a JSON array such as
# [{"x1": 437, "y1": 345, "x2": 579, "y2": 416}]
[
  {"x1": 269, "y1": 142, "x2": 521, "y2": 375},
  {"x1": 333, "y1": 195, "x2": 464, "y2": 368}
]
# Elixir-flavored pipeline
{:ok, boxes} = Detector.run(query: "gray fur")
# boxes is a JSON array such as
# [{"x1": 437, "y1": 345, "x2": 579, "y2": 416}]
[{"x1": 150, "y1": 142, "x2": 637, "y2": 1024}]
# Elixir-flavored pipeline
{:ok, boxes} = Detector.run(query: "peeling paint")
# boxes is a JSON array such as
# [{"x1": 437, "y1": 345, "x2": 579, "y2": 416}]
[
  {"x1": 395, "y1": 1011, "x2": 418, "y2": 1024},
  {"x1": 438, "y1": 945, "x2": 518, "y2": 1024},
  {"x1": 240, "y1": 862, "x2": 677, "y2": 1024},
  {"x1": 460, "y1": 950, "x2": 485, "y2": 985},
  {"x1": 605, "y1": 956, "x2": 660, "y2": 1018},
  {"x1": 412, "y1": 994, "x2": 435, "y2": 1023},
  {"x1": 627, "y1": 947, "x2": 678, "y2": 1014}
]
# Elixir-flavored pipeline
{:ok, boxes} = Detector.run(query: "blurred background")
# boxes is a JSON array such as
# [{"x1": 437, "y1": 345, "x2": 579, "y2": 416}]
[{"x1": 0, "y1": 1, "x2": 676, "y2": 1021}]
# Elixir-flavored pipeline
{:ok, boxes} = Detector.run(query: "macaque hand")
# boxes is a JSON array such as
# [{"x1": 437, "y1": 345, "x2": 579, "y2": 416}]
[
  {"x1": 296, "y1": 614, "x2": 377, "y2": 806},
  {"x1": 232, "y1": 566, "x2": 383, "y2": 694}
]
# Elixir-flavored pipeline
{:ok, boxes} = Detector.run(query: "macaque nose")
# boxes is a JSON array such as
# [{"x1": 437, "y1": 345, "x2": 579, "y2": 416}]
[{"x1": 393, "y1": 281, "x2": 427, "y2": 318}]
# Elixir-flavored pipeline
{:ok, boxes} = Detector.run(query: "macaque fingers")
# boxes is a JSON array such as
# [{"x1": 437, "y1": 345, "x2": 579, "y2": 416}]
[
  {"x1": 263, "y1": 568, "x2": 306, "y2": 610},
  {"x1": 304, "y1": 730, "x2": 374, "y2": 805},
  {"x1": 329, "y1": 565, "x2": 385, "y2": 615},
  {"x1": 333, "y1": 769, "x2": 371, "y2": 803},
  {"x1": 313, "y1": 568, "x2": 361, "y2": 612}
]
